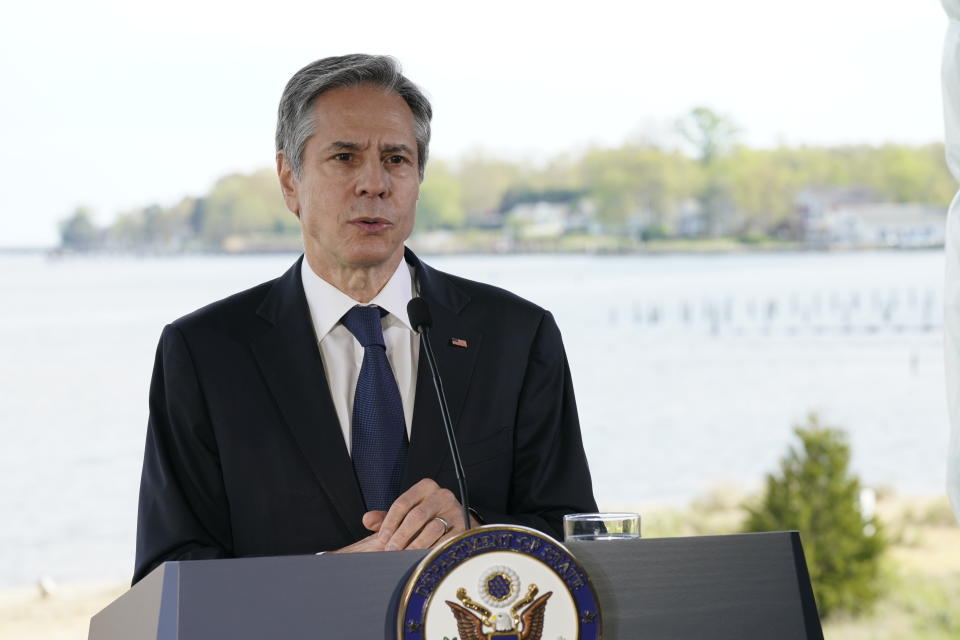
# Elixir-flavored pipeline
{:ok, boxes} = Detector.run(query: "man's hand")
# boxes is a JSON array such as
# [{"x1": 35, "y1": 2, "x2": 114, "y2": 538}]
[
  {"x1": 371, "y1": 479, "x2": 479, "y2": 551},
  {"x1": 331, "y1": 531, "x2": 386, "y2": 553},
  {"x1": 329, "y1": 512, "x2": 390, "y2": 553}
]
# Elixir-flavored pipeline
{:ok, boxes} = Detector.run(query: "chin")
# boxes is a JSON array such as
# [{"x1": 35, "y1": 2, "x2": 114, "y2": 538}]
[{"x1": 343, "y1": 244, "x2": 404, "y2": 269}]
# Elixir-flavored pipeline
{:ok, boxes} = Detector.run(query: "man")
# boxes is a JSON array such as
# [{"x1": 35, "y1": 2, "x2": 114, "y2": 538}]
[{"x1": 133, "y1": 54, "x2": 596, "y2": 584}]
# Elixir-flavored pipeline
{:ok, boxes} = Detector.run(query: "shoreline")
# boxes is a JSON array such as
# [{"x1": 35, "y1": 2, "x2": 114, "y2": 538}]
[{"x1": 0, "y1": 242, "x2": 946, "y2": 259}]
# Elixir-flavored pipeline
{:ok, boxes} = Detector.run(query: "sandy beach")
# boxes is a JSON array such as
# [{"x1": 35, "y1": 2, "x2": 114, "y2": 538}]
[{"x1": 0, "y1": 581, "x2": 125, "y2": 640}]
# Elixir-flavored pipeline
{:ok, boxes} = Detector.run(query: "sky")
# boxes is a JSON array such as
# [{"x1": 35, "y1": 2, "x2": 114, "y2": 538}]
[{"x1": 0, "y1": 0, "x2": 949, "y2": 246}]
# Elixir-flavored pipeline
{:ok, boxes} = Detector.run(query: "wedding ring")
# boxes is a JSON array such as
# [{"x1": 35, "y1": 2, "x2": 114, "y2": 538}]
[{"x1": 433, "y1": 515, "x2": 451, "y2": 535}]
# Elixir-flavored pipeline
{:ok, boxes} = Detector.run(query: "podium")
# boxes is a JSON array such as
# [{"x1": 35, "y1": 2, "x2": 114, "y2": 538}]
[{"x1": 90, "y1": 531, "x2": 823, "y2": 639}]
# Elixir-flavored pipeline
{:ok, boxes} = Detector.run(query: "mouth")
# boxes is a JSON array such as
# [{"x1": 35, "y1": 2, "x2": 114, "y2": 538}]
[{"x1": 348, "y1": 217, "x2": 394, "y2": 233}]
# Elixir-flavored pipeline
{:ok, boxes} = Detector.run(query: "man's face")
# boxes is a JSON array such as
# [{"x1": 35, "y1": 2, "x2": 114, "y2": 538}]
[{"x1": 278, "y1": 84, "x2": 420, "y2": 276}]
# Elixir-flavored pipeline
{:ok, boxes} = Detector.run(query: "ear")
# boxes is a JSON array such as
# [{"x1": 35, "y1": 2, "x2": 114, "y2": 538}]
[{"x1": 276, "y1": 151, "x2": 301, "y2": 218}]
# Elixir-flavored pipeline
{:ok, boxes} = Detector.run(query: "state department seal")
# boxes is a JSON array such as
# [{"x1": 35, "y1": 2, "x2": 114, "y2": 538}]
[{"x1": 398, "y1": 524, "x2": 602, "y2": 640}]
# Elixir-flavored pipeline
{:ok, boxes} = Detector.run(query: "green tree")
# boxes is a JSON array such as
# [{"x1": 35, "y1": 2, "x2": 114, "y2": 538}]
[
  {"x1": 59, "y1": 206, "x2": 100, "y2": 250},
  {"x1": 580, "y1": 145, "x2": 701, "y2": 231},
  {"x1": 744, "y1": 415, "x2": 886, "y2": 619},
  {"x1": 201, "y1": 169, "x2": 296, "y2": 247},
  {"x1": 865, "y1": 144, "x2": 955, "y2": 204},
  {"x1": 456, "y1": 153, "x2": 526, "y2": 218},
  {"x1": 676, "y1": 107, "x2": 740, "y2": 236},
  {"x1": 723, "y1": 147, "x2": 805, "y2": 235},
  {"x1": 676, "y1": 106, "x2": 740, "y2": 166},
  {"x1": 416, "y1": 160, "x2": 464, "y2": 231},
  {"x1": 108, "y1": 198, "x2": 195, "y2": 250}
]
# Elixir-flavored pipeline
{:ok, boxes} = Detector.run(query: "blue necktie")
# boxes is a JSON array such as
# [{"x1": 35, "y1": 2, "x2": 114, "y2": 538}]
[{"x1": 341, "y1": 305, "x2": 409, "y2": 512}]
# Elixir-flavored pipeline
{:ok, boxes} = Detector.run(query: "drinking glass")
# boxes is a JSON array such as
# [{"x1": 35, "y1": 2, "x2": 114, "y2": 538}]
[{"x1": 563, "y1": 512, "x2": 641, "y2": 541}]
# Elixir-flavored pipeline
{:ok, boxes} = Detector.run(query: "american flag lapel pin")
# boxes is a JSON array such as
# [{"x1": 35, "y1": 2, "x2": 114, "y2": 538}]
[{"x1": 448, "y1": 337, "x2": 469, "y2": 349}]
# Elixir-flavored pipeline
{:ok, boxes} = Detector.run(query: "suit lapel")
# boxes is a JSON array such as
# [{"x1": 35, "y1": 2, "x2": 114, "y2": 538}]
[
  {"x1": 404, "y1": 250, "x2": 484, "y2": 487},
  {"x1": 250, "y1": 257, "x2": 367, "y2": 540}
]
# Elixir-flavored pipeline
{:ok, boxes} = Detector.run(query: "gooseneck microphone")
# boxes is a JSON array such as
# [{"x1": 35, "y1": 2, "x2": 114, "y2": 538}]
[{"x1": 406, "y1": 297, "x2": 471, "y2": 531}]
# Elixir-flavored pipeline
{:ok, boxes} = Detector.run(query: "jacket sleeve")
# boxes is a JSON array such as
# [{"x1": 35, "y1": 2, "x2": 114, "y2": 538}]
[
  {"x1": 133, "y1": 324, "x2": 233, "y2": 584},
  {"x1": 473, "y1": 311, "x2": 598, "y2": 539}
]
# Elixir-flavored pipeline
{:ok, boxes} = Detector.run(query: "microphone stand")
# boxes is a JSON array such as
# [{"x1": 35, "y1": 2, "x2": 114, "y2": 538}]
[{"x1": 417, "y1": 327, "x2": 472, "y2": 532}]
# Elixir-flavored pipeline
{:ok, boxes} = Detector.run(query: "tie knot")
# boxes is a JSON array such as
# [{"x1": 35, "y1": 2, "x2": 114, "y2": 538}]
[{"x1": 341, "y1": 305, "x2": 386, "y2": 348}]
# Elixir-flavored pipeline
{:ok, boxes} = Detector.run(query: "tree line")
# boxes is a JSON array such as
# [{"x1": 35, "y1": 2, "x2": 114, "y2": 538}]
[{"x1": 59, "y1": 108, "x2": 955, "y2": 252}]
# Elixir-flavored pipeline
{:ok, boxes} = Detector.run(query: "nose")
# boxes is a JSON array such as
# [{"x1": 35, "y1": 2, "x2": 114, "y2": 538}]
[{"x1": 355, "y1": 158, "x2": 389, "y2": 198}]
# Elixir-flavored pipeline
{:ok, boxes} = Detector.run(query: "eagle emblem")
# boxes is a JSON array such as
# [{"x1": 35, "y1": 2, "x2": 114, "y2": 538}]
[
  {"x1": 397, "y1": 525, "x2": 601, "y2": 640},
  {"x1": 445, "y1": 566, "x2": 552, "y2": 640}
]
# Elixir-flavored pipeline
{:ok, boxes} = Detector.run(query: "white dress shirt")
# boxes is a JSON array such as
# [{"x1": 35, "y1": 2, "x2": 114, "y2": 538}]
[{"x1": 300, "y1": 257, "x2": 420, "y2": 454}]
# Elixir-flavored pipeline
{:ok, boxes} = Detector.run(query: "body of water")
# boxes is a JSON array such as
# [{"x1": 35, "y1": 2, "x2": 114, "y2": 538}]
[{"x1": 0, "y1": 250, "x2": 949, "y2": 587}]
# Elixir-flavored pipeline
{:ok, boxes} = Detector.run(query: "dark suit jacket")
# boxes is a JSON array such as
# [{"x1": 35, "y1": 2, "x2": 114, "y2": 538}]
[{"x1": 133, "y1": 249, "x2": 596, "y2": 583}]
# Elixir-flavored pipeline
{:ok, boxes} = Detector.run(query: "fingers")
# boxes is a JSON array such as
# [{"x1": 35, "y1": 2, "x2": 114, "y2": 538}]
[
  {"x1": 403, "y1": 516, "x2": 451, "y2": 550},
  {"x1": 362, "y1": 510, "x2": 386, "y2": 532},
  {"x1": 332, "y1": 532, "x2": 385, "y2": 554},
  {"x1": 336, "y1": 489, "x2": 476, "y2": 555},
  {"x1": 338, "y1": 483, "x2": 480, "y2": 554},
  {"x1": 426, "y1": 512, "x2": 481, "y2": 550},
  {"x1": 378, "y1": 479, "x2": 463, "y2": 551},
  {"x1": 376, "y1": 478, "x2": 435, "y2": 545}
]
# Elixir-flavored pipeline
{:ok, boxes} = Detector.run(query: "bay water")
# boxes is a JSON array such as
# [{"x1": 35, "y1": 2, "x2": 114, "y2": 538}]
[{"x1": 0, "y1": 250, "x2": 948, "y2": 587}]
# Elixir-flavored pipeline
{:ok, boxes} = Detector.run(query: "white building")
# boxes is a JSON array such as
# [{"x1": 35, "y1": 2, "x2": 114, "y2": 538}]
[{"x1": 798, "y1": 187, "x2": 945, "y2": 248}]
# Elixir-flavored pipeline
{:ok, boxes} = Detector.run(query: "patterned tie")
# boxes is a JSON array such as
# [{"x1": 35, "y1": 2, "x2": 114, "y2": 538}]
[{"x1": 340, "y1": 305, "x2": 409, "y2": 512}]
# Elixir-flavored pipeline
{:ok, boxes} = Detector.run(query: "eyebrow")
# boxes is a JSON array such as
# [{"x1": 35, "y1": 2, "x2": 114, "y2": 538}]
[
  {"x1": 328, "y1": 141, "x2": 364, "y2": 152},
  {"x1": 326, "y1": 141, "x2": 414, "y2": 156},
  {"x1": 382, "y1": 144, "x2": 414, "y2": 156}
]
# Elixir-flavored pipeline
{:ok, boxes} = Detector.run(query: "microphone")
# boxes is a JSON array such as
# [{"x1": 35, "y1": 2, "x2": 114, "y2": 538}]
[{"x1": 407, "y1": 297, "x2": 472, "y2": 532}]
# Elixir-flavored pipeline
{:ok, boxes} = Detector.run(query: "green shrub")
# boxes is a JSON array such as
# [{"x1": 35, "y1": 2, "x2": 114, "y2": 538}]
[{"x1": 744, "y1": 414, "x2": 886, "y2": 619}]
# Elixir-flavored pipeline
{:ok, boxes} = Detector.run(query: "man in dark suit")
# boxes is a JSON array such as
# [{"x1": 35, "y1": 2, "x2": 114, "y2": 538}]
[{"x1": 134, "y1": 54, "x2": 596, "y2": 584}]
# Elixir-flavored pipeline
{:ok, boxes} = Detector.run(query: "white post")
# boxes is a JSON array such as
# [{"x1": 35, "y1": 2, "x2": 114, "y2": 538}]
[{"x1": 941, "y1": 0, "x2": 960, "y2": 522}]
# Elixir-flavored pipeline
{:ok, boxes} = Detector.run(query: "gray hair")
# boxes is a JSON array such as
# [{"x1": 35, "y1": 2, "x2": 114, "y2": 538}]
[{"x1": 275, "y1": 54, "x2": 432, "y2": 180}]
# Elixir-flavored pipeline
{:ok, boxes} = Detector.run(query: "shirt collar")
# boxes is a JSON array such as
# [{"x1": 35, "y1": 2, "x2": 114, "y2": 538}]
[{"x1": 300, "y1": 254, "x2": 415, "y2": 341}]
